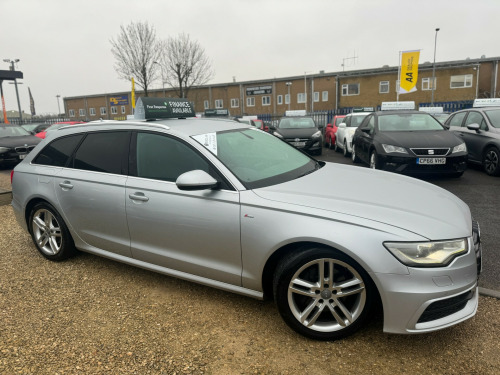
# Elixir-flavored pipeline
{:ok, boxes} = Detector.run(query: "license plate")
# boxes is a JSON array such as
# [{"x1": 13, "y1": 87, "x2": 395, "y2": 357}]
[
  {"x1": 291, "y1": 142, "x2": 306, "y2": 147},
  {"x1": 417, "y1": 157, "x2": 445, "y2": 165},
  {"x1": 19, "y1": 154, "x2": 26, "y2": 160}
]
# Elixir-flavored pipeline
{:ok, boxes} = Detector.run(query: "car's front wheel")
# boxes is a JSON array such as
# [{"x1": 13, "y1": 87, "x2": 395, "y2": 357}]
[
  {"x1": 343, "y1": 140, "x2": 349, "y2": 157},
  {"x1": 273, "y1": 247, "x2": 374, "y2": 341},
  {"x1": 328, "y1": 136, "x2": 333, "y2": 149},
  {"x1": 483, "y1": 146, "x2": 500, "y2": 176},
  {"x1": 352, "y1": 144, "x2": 359, "y2": 163},
  {"x1": 370, "y1": 150, "x2": 379, "y2": 169},
  {"x1": 29, "y1": 202, "x2": 76, "y2": 261}
]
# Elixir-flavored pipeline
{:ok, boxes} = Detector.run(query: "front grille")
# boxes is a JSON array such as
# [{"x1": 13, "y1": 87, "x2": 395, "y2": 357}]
[
  {"x1": 410, "y1": 148, "x2": 450, "y2": 156},
  {"x1": 472, "y1": 218, "x2": 482, "y2": 276},
  {"x1": 14, "y1": 145, "x2": 37, "y2": 154},
  {"x1": 417, "y1": 290, "x2": 473, "y2": 323}
]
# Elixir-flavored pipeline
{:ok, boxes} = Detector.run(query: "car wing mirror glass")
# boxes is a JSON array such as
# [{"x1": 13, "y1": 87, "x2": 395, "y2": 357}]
[{"x1": 176, "y1": 170, "x2": 218, "y2": 191}]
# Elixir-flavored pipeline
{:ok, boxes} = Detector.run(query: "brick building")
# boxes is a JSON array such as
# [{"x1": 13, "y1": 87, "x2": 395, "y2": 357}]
[{"x1": 63, "y1": 56, "x2": 500, "y2": 122}]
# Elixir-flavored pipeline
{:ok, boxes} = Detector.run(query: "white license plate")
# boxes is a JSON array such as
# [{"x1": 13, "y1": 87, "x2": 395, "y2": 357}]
[
  {"x1": 19, "y1": 154, "x2": 26, "y2": 160},
  {"x1": 417, "y1": 157, "x2": 445, "y2": 165},
  {"x1": 291, "y1": 142, "x2": 306, "y2": 147}
]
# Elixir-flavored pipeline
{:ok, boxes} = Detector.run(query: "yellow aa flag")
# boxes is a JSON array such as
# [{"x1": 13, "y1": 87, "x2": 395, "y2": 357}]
[
  {"x1": 131, "y1": 77, "x2": 136, "y2": 108},
  {"x1": 399, "y1": 50, "x2": 420, "y2": 94}
]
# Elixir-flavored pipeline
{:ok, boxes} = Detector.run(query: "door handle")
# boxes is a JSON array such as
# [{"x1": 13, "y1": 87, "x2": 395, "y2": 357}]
[
  {"x1": 129, "y1": 192, "x2": 149, "y2": 202},
  {"x1": 59, "y1": 181, "x2": 74, "y2": 190}
]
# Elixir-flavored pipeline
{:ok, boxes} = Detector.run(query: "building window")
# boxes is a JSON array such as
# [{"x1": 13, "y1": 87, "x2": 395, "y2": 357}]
[
  {"x1": 262, "y1": 96, "x2": 271, "y2": 106},
  {"x1": 89, "y1": 108, "x2": 96, "y2": 116},
  {"x1": 204, "y1": 100, "x2": 209, "y2": 109},
  {"x1": 450, "y1": 74, "x2": 473, "y2": 88},
  {"x1": 313, "y1": 92, "x2": 319, "y2": 102},
  {"x1": 247, "y1": 97, "x2": 255, "y2": 107},
  {"x1": 79, "y1": 109, "x2": 85, "y2": 116},
  {"x1": 69, "y1": 109, "x2": 75, "y2": 117},
  {"x1": 422, "y1": 77, "x2": 436, "y2": 91},
  {"x1": 285, "y1": 94, "x2": 290, "y2": 105},
  {"x1": 322, "y1": 91, "x2": 328, "y2": 102},
  {"x1": 111, "y1": 106, "x2": 118, "y2": 115},
  {"x1": 379, "y1": 81, "x2": 389, "y2": 94},
  {"x1": 342, "y1": 83, "x2": 359, "y2": 96},
  {"x1": 297, "y1": 93, "x2": 306, "y2": 103},
  {"x1": 231, "y1": 98, "x2": 239, "y2": 108},
  {"x1": 277, "y1": 95, "x2": 283, "y2": 105},
  {"x1": 215, "y1": 99, "x2": 223, "y2": 109},
  {"x1": 121, "y1": 106, "x2": 126, "y2": 114},
  {"x1": 100, "y1": 107, "x2": 107, "y2": 115}
]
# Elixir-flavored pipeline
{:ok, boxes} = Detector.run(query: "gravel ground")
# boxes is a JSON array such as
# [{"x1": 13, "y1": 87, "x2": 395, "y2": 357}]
[{"x1": 1, "y1": 173, "x2": 499, "y2": 374}]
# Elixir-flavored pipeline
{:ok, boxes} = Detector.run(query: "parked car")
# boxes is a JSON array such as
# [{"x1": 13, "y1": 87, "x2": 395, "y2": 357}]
[
  {"x1": 351, "y1": 110, "x2": 467, "y2": 177},
  {"x1": 11, "y1": 98, "x2": 481, "y2": 341},
  {"x1": 35, "y1": 121, "x2": 85, "y2": 139},
  {"x1": 324, "y1": 115, "x2": 346, "y2": 149},
  {"x1": 252, "y1": 119, "x2": 269, "y2": 132},
  {"x1": 335, "y1": 112, "x2": 370, "y2": 156},
  {"x1": 271, "y1": 116, "x2": 323, "y2": 155},
  {"x1": 0, "y1": 124, "x2": 42, "y2": 167},
  {"x1": 445, "y1": 100, "x2": 500, "y2": 176},
  {"x1": 21, "y1": 122, "x2": 50, "y2": 135}
]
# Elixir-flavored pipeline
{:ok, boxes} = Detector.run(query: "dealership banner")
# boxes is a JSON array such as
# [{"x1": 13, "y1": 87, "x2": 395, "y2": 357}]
[
  {"x1": 109, "y1": 95, "x2": 129, "y2": 106},
  {"x1": 399, "y1": 50, "x2": 420, "y2": 94}
]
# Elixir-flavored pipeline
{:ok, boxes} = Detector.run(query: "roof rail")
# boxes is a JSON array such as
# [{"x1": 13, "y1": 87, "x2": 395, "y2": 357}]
[{"x1": 58, "y1": 120, "x2": 171, "y2": 132}]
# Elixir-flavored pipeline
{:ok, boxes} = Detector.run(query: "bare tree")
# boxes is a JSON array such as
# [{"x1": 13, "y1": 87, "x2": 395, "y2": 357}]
[
  {"x1": 110, "y1": 21, "x2": 161, "y2": 97},
  {"x1": 160, "y1": 33, "x2": 214, "y2": 98}
]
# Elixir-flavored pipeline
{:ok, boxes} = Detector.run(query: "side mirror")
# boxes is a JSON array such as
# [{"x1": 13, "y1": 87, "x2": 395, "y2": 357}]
[
  {"x1": 466, "y1": 123, "x2": 480, "y2": 132},
  {"x1": 338, "y1": 123, "x2": 346, "y2": 128},
  {"x1": 327, "y1": 123, "x2": 332, "y2": 128},
  {"x1": 360, "y1": 127, "x2": 371, "y2": 133},
  {"x1": 176, "y1": 170, "x2": 218, "y2": 191}
]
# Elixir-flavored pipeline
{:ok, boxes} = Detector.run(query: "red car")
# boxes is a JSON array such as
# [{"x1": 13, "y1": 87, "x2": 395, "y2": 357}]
[
  {"x1": 253, "y1": 119, "x2": 270, "y2": 132},
  {"x1": 324, "y1": 115, "x2": 346, "y2": 149},
  {"x1": 35, "y1": 121, "x2": 85, "y2": 139}
]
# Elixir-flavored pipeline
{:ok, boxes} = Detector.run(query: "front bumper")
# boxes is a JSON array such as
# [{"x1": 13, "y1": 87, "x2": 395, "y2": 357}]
[
  {"x1": 285, "y1": 137, "x2": 323, "y2": 154},
  {"x1": 373, "y1": 234, "x2": 481, "y2": 334},
  {"x1": 378, "y1": 153, "x2": 467, "y2": 175}
]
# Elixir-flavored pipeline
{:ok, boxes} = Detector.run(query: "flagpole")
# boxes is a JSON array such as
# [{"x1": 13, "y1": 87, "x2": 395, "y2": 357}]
[{"x1": 397, "y1": 51, "x2": 401, "y2": 102}]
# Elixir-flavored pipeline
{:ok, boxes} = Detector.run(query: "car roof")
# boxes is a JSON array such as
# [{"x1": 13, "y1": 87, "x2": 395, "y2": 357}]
[
  {"x1": 374, "y1": 110, "x2": 426, "y2": 116},
  {"x1": 54, "y1": 117, "x2": 249, "y2": 138}
]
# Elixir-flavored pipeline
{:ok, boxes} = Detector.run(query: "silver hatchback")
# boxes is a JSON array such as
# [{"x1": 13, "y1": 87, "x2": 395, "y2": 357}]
[{"x1": 11, "y1": 98, "x2": 481, "y2": 340}]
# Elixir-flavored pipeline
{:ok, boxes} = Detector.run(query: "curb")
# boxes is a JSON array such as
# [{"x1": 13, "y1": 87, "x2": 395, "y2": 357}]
[{"x1": 479, "y1": 287, "x2": 500, "y2": 299}]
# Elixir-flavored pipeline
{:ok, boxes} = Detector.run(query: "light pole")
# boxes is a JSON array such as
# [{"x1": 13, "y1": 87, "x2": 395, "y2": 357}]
[
  {"x1": 285, "y1": 82, "x2": 292, "y2": 111},
  {"x1": 154, "y1": 61, "x2": 166, "y2": 97},
  {"x1": 431, "y1": 28, "x2": 440, "y2": 106},
  {"x1": 56, "y1": 95, "x2": 61, "y2": 116},
  {"x1": 3, "y1": 58, "x2": 22, "y2": 123}
]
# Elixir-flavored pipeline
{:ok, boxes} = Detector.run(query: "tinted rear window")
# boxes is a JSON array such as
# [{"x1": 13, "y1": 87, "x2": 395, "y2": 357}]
[{"x1": 33, "y1": 134, "x2": 84, "y2": 167}]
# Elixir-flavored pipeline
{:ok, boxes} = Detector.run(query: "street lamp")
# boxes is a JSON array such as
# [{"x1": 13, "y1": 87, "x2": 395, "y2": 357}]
[
  {"x1": 3, "y1": 58, "x2": 22, "y2": 123},
  {"x1": 154, "y1": 61, "x2": 166, "y2": 97},
  {"x1": 431, "y1": 28, "x2": 440, "y2": 106},
  {"x1": 56, "y1": 95, "x2": 61, "y2": 116},
  {"x1": 285, "y1": 82, "x2": 292, "y2": 111}
]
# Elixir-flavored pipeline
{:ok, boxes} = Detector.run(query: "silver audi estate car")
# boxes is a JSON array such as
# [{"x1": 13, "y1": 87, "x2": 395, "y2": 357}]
[{"x1": 11, "y1": 98, "x2": 482, "y2": 341}]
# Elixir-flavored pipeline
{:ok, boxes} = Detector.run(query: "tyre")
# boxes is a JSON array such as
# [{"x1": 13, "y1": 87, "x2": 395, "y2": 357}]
[
  {"x1": 317, "y1": 146, "x2": 323, "y2": 156},
  {"x1": 273, "y1": 246, "x2": 374, "y2": 341},
  {"x1": 351, "y1": 144, "x2": 360, "y2": 163},
  {"x1": 328, "y1": 136, "x2": 333, "y2": 149},
  {"x1": 370, "y1": 150, "x2": 379, "y2": 169},
  {"x1": 28, "y1": 202, "x2": 77, "y2": 261},
  {"x1": 343, "y1": 140, "x2": 349, "y2": 157},
  {"x1": 483, "y1": 147, "x2": 500, "y2": 176},
  {"x1": 334, "y1": 140, "x2": 339, "y2": 152}
]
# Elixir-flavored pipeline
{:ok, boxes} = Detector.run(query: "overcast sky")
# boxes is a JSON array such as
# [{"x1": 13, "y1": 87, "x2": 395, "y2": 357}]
[{"x1": 2, "y1": 0, "x2": 499, "y2": 115}]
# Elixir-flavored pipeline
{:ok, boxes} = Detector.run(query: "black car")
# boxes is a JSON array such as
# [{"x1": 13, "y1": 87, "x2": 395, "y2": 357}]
[
  {"x1": 445, "y1": 105, "x2": 500, "y2": 176},
  {"x1": 0, "y1": 124, "x2": 42, "y2": 166},
  {"x1": 271, "y1": 116, "x2": 323, "y2": 155},
  {"x1": 351, "y1": 110, "x2": 467, "y2": 177}
]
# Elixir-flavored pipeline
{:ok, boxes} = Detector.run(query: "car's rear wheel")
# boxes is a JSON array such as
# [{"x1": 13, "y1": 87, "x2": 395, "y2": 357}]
[
  {"x1": 343, "y1": 140, "x2": 349, "y2": 157},
  {"x1": 29, "y1": 202, "x2": 76, "y2": 261},
  {"x1": 334, "y1": 140, "x2": 339, "y2": 152},
  {"x1": 352, "y1": 144, "x2": 359, "y2": 163},
  {"x1": 483, "y1": 147, "x2": 500, "y2": 176},
  {"x1": 273, "y1": 246, "x2": 374, "y2": 341}
]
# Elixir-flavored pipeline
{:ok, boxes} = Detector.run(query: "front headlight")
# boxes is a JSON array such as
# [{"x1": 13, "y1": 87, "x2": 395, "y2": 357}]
[
  {"x1": 273, "y1": 131, "x2": 283, "y2": 138},
  {"x1": 452, "y1": 142, "x2": 467, "y2": 154},
  {"x1": 384, "y1": 239, "x2": 468, "y2": 267},
  {"x1": 312, "y1": 131, "x2": 322, "y2": 138},
  {"x1": 381, "y1": 144, "x2": 408, "y2": 154}
]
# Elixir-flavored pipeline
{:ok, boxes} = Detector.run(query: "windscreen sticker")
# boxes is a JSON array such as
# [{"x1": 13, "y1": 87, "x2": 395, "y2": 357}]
[{"x1": 192, "y1": 133, "x2": 218, "y2": 155}]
